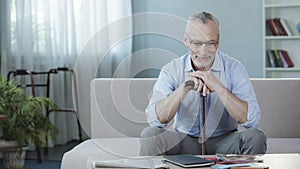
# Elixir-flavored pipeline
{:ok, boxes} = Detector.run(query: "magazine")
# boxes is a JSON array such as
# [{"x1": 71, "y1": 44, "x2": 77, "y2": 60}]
[
  {"x1": 216, "y1": 154, "x2": 263, "y2": 164},
  {"x1": 92, "y1": 157, "x2": 169, "y2": 169}
]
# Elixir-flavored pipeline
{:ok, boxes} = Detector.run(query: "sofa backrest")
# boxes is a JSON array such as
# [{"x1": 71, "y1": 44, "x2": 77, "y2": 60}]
[
  {"x1": 251, "y1": 78, "x2": 300, "y2": 138},
  {"x1": 91, "y1": 78, "x2": 300, "y2": 138},
  {"x1": 91, "y1": 78, "x2": 156, "y2": 138}
]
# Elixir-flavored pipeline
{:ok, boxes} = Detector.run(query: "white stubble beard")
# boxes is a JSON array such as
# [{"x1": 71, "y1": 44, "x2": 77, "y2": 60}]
[{"x1": 192, "y1": 54, "x2": 210, "y2": 71}]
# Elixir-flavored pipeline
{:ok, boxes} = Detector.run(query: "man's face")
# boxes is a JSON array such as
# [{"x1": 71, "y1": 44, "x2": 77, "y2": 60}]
[{"x1": 184, "y1": 20, "x2": 219, "y2": 71}]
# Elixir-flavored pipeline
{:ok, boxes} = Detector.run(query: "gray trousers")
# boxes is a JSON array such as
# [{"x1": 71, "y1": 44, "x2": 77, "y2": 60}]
[{"x1": 139, "y1": 126, "x2": 267, "y2": 156}]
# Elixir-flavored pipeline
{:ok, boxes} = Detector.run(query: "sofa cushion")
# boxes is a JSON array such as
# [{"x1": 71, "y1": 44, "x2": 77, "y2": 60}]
[{"x1": 61, "y1": 138, "x2": 140, "y2": 169}]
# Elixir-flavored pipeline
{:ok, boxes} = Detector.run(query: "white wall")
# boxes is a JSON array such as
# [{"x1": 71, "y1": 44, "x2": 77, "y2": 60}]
[{"x1": 131, "y1": 0, "x2": 263, "y2": 78}]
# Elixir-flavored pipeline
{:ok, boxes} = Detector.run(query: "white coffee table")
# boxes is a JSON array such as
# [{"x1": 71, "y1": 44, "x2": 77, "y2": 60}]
[{"x1": 85, "y1": 153, "x2": 300, "y2": 169}]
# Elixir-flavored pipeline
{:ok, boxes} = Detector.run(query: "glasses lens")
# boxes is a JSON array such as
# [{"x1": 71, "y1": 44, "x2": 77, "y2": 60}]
[
  {"x1": 206, "y1": 41, "x2": 216, "y2": 48},
  {"x1": 186, "y1": 33, "x2": 217, "y2": 51},
  {"x1": 190, "y1": 43, "x2": 201, "y2": 50},
  {"x1": 190, "y1": 41, "x2": 216, "y2": 50}
]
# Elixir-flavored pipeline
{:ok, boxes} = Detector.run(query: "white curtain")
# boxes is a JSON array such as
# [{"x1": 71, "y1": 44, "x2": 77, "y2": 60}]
[
  {"x1": 0, "y1": 0, "x2": 132, "y2": 145},
  {"x1": 74, "y1": 0, "x2": 133, "y2": 137}
]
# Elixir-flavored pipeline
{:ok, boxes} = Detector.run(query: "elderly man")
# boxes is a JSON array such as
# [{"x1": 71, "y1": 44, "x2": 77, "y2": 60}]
[{"x1": 140, "y1": 11, "x2": 266, "y2": 156}]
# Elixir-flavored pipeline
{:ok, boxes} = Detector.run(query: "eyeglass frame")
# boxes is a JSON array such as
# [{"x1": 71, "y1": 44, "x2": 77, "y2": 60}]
[{"x1": 185, "y1": 32, "x2": 219, "y2": 50}]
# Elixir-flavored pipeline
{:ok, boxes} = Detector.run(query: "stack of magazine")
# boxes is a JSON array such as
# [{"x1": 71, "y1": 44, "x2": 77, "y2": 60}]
[
  {"x1": 216, "y1": 154, "x2": 263, "y2": 164},
  {"x1": 212, "y1": 154, "x2": 268, "y2": 169}
]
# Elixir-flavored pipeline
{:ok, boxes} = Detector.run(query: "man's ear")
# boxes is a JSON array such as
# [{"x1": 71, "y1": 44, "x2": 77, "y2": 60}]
[
  {"x1": 183, "y1": 34, "x2": 189, "y2": 47},
  {"x1": 215, "y1": 38, "x2": 220, "y2": 49},
  {"x1": 215, "y1": 43, "x2": 220, "y2": 50}
]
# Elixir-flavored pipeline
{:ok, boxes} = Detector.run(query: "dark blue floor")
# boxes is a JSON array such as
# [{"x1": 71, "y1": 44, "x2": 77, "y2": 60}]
[{"x1": 0, "y1": 159, "x2": 61, "y2": 169}]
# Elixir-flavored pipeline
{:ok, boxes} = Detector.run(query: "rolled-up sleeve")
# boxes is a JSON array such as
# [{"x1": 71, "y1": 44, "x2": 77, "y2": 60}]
[
  {"x1": 230, "y1": 64, "x2": 261, "y2": 128},
  {"x1": 145, "y1": 68, "x2": 177, "y2": 128},
  {"x1": 243, "y1": 100, "x2": 260, "y2": 128}
]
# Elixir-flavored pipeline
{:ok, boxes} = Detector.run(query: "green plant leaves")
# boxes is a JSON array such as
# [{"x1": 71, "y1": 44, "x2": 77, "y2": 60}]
[{"x1": 0, "y1": 76, "x2": 59, "y2": 149}]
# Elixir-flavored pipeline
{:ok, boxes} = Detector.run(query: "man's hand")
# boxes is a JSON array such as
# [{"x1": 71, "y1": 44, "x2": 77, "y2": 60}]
[
  {"x1": 190, "y1": 70, "x2": 248, "y2": 124},
  {"x1": 186, "y1": 71, "x2": 218, "y2": 96}
]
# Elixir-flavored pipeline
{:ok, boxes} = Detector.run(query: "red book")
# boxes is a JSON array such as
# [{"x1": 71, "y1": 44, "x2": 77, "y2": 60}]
[
  {"x1": 278, "y1": 50, "x2": 294, "y2": 67},
  {"x1": 274, "y1": 18, "x2": 288, "y2": 36},
  {"x1": 266, "y1": 19, "x2": 279, "y2": 36}
]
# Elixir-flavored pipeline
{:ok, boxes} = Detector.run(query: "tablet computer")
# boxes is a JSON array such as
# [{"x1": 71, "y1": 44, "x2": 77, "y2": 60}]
[{"x1": 163, "y1": 154, "x2": 215, "y2": 168}]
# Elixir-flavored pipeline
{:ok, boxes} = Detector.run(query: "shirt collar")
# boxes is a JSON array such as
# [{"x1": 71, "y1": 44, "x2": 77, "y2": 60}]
[
  {"x1": 210, "y1": 51, "x2": 223, "y2": 72},
  {"x1": 184, "y1": 53, "x2": 194, "y2": 72}
]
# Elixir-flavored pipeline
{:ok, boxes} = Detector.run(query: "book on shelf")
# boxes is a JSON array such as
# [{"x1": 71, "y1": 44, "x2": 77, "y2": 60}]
[
  {"x1": 273, "y1": 50, "x2": 283, "y2": 67},
  {"x1": 279, "y1": 18, "x2": 293, "y2": 36},
  {"x1": 278, "y1": 50, "x2": 289, "y2": 68},
  {"x1": 266, "y1": 50, "x2": 294, "y2": 68},
  {"x1": 266, "y1": 50, "x2": 276, "y2": 67},
  {"x1": 266, "y1": 18, "x2": 293, "y2": 36},
  {"x1": 274, "y1": 18, "x2": 288, "y2": 36},
  {"x1": 279, "y1": 50, "x2": 294, "y2": 67},
  {"x1": 266, "y1": 19, "x2": 279, "y2": 36}
]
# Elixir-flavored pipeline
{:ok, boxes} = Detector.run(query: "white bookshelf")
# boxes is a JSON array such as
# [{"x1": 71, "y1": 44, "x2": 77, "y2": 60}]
[
  {"x1": 264, "y1": 4, "x2": 300, "y2": 8},
  {"x1": 263, "y1": 0, "x2": 300, "y2": 78},
  {"x1": 265, "y1": 36, "x2": 300, "y2": 40}
]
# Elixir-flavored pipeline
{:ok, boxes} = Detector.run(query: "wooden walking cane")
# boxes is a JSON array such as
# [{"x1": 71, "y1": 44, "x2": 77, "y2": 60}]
[{"x1": 185, "y1": 80, "x2": 206, "y2": 155}]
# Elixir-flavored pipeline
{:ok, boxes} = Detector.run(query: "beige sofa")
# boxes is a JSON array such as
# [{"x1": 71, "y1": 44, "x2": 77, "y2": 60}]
[{"x1": 61, "y1": 78, "x2": 300, "y2": 169}]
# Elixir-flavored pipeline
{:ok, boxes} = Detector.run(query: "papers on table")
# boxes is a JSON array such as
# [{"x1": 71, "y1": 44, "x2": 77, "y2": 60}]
[
  {"x1": 216, "y1": 154, "x2": 264, "y2": 164},
  {"x1": 92, "y1": 157, "x2": 168, "y2": 168}
]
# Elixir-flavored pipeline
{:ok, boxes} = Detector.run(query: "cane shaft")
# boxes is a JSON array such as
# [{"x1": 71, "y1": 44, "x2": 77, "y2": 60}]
[{"x1": 201, "y1": 95, "x2": 206, "y2": 155}]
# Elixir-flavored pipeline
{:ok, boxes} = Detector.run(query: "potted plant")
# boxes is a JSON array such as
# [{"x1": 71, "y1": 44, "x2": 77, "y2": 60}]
[{"x1": 0, "y1": 75, "x2": 59, "y2": 168}]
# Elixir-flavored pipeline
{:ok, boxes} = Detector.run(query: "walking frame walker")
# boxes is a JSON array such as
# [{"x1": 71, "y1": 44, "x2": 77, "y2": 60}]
[{"x1": 7, "y1": 67, "x2": 82, "y2": 163}]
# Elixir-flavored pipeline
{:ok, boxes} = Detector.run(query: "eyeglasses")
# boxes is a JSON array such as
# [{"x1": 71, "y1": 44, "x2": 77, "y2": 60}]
[{"x1": 185, "y1": 32, "x2": 218, "y2": 50}]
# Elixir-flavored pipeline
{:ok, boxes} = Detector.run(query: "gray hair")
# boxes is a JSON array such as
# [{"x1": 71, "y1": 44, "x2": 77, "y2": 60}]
[{"x1": 186, "y1": 11, "x2": 220, "y2": 35}]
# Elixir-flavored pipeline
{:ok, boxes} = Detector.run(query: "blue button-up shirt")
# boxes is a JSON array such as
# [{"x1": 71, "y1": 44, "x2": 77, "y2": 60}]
[{"x1": 145, "y1": 51, "x2": 260, "y2": 138}]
